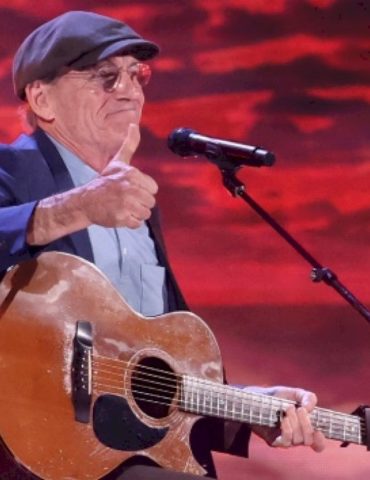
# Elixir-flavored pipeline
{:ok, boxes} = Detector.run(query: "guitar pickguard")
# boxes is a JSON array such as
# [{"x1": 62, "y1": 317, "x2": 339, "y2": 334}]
[{"x1": 93, "y1": 395, "x2": 168, "y2": 451}]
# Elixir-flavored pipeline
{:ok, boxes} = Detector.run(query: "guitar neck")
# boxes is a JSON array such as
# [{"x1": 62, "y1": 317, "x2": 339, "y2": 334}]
[{"x1": 181, "y1": 376, "x2": 366, "y2": 446}]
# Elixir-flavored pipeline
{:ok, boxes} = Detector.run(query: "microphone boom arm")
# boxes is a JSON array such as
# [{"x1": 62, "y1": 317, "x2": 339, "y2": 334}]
[{"x1": 220, "y1": 164, "x2": 370, "y2": 325}]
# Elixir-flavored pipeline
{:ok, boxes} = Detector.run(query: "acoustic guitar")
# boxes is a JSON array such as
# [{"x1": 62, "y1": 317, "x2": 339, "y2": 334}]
[{"x1": 0, "y1": 252, "x2": 366, "y2": 479}]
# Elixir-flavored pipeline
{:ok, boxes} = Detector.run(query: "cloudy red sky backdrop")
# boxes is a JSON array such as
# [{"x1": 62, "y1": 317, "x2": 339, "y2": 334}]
[{"x1": 0, "y1": 1, "x2": 369, "y2": 479}]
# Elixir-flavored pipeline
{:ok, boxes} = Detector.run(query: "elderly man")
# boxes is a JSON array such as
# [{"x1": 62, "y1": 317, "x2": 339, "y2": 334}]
[{"x1": 0, "y1": 10, "x2": 324, "y2": 480}]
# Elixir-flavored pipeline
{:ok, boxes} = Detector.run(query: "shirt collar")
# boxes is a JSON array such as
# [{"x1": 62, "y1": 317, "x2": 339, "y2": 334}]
[{"x1": 46, "y1": 133, "x2": 97, "y2": 186}]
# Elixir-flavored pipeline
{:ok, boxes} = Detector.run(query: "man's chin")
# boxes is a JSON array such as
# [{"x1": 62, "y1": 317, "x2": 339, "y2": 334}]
[{"x1": 108, "y1": 118, "x2": 140, "y2": 134}]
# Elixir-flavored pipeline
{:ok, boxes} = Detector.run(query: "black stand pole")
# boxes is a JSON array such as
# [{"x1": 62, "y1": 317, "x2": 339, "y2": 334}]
[{"x1": 220, "y1": 167, "x2": 370, "y2": 325}]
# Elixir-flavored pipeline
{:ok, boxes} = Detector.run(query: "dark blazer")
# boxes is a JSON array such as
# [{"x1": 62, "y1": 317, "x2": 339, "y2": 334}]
[{"x1": 0, "y1": 129, "x2": 250, "y2": 478}]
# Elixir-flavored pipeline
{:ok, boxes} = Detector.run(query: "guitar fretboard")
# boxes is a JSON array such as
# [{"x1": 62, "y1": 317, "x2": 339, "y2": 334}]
[{"x1": 181, "y1": 376, "x2": 365, "y2": 445}]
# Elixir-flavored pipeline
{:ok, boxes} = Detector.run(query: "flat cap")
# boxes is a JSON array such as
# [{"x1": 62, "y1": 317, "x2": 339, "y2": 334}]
[{"x1": 13, "y1": 10, "x2": 160, "y2": 100}]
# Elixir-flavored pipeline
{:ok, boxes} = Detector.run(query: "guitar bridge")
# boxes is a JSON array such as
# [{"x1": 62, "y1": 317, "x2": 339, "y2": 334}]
[{"x1": 71, "y1": 321, "x2": 93, "y2": 423}]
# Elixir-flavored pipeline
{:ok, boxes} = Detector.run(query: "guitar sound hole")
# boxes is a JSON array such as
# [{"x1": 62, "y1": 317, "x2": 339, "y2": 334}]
[{"x1": 131, "y1": 357, "x2": 178, "y2": 419}]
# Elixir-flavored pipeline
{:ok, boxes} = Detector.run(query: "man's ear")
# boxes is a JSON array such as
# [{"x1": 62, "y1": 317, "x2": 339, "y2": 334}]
[{"x1": 25, "y1": 81, "x2": 55, "y2": 122}]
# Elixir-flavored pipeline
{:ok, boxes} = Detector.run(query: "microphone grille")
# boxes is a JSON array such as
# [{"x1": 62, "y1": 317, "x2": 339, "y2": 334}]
[{"x1": 167, "y1": 128, "x2": 195, "y2": 156}]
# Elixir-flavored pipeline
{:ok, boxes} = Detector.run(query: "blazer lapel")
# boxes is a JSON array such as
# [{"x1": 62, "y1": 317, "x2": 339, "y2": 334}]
[
  {"x1": 32, "y1": 129, "x2": 94, "y2": 263},
  {"x1": 147, "y1": 208, "x2": 188, "y2": 311}
]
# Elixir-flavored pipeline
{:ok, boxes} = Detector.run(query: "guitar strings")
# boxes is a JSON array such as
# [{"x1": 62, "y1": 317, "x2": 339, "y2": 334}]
[
  {"x1": 90, "y1": 379, "x2": 365, "y2": 442},
  {"x1": 91, "y1": 380, "x2": 364, "y2": 441},
  {"x1": 92, "y1": 355, "x2": 362, "y2": 422},
  {"x1": 97, "y1": 376, "x2": 364, "y2": 443},
  {"x1": 91, "y1": 355, "x2": 363, "y2": 426},
  {"x1": 92, "y1": 355, "x2": 361, "y2": 431},
  {"x1": 84, "y1": 354, "x2": 365, "y2": 441},
  {"x1": 93, "y1": 361, "x2": 364, "y2": 432}
]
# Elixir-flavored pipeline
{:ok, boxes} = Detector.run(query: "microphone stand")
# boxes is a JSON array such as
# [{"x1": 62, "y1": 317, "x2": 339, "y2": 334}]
[{"x1": 212, "y1": 157, "x2": 370, "y2": 325}]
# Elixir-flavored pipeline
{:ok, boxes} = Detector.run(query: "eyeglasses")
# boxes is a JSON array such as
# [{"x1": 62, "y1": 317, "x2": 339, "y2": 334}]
[{"x1": 66, "y1": 62, "x2": 152, "y2": 93}]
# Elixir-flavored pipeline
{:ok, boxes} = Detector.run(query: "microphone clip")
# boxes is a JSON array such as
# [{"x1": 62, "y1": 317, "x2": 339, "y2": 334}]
[{"x1": 204, "y1": 142, "x2": 243, "y2": 172}]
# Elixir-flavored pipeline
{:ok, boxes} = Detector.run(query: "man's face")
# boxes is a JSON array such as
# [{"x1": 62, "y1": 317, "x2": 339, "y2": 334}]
[{"x1": 46, "y1": 55, "x2": 147, "y2": 161}]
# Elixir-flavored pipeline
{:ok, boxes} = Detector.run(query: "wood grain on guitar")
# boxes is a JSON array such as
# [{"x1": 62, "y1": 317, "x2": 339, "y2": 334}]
[{"x1": 0, "y1": 253, "x2": 366, "y2": 480}]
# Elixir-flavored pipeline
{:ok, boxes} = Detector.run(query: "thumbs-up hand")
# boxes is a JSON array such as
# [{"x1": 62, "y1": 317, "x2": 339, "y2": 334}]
[{"x1": 80, "y1": 123, "x2": 158, "y2": 228}]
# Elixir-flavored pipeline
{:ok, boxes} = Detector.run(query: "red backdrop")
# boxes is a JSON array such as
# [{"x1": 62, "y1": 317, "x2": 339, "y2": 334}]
[{"x1": 0, "y1": 1, "x2": 369, "y2": 479}]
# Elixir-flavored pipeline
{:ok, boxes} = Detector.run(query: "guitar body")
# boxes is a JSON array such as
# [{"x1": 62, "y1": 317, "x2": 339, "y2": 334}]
[{"x1": 0, "y1": 252, "x2": 223, "y2": 479}]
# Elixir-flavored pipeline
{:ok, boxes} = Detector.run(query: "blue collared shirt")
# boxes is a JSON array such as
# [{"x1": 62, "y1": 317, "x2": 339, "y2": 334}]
[{"x1": 47, "y1": 135, "x2": 169, "y2": 316}]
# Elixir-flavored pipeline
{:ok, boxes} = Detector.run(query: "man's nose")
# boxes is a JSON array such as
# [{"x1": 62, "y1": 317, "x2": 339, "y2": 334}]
[{"x1": 113, "y1": 72, "x2": 142, "y2": 95}]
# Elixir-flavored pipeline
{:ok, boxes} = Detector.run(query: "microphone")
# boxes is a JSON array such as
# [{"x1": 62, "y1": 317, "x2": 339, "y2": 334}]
[{"x1": 167, "y1": 128, "x2": 275, "y2": 168}]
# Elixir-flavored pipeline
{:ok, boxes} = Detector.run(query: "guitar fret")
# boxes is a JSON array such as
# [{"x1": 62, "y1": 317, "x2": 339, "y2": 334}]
[
  {"x1": 241, "y1": 394, "x2": 245, "y2": 421},
  {"x1": 202, "y1": 386, "x2": 207, "y2": 414},
  {"x1": 329, "y1": 411, "x2": 333, "y2": 438},
  {"x1": 251, "y1": 394, "x2": 256, "y2": 424},
  {"x1": 259, "y1": 396, "x2": 263, "y2": 424},
  {"x1": 343, "y1": 416, "x2": 347, "y2": 442},
  {"x1": 315, "y1": 408, "x2": 320, "y2": 430},
  {"x1": 191, "y1": 379, "x2": 196, "y2": 412},
  {"x1": 268, "y1": 395, "x2": 273, "y2": 426}
]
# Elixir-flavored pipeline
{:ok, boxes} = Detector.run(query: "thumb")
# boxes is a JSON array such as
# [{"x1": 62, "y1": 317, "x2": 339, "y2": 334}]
[{"x1": 115, "y1": 123, "x2": 141, "y2": 164}]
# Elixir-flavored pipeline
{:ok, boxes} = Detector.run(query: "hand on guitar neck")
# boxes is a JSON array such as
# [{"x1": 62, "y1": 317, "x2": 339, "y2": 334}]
[{"x1": 246, "y1": 386, "x2": 325, "y2": 451}]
